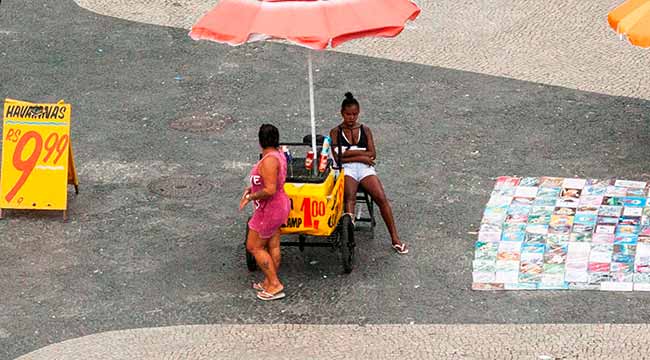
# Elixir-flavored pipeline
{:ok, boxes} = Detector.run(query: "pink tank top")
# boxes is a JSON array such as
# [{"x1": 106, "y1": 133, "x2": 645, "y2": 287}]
[{"x1": 249, "y1": 150, "x2": 288, "y2": 211}]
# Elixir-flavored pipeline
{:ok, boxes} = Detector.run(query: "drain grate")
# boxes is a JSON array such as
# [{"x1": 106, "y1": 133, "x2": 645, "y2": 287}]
[
  {"x1": 147, "y1": 177, "x2": 214, "y2": 198},
  {"x1": 169, "y1": 112, "x2": 233, "y2": 134}
]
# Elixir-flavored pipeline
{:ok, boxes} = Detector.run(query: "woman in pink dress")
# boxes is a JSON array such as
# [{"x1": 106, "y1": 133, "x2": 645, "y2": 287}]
[{"x1": 240, "y1": 124, "x2": 290, "y2": 301}]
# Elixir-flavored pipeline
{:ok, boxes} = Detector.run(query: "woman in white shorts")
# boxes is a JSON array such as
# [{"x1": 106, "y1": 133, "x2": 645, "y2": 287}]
[{"x1": 329, "y1": 92, "x2": 408, "y2": 254}]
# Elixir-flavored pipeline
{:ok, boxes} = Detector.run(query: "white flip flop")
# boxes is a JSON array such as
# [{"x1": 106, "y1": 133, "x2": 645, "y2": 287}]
[
  {"x1": 257, "y1": 291, "x2": 286, "y2": 301},
  {"x1": 392, "y1": 243, "x2": 409, "y2": 254}
]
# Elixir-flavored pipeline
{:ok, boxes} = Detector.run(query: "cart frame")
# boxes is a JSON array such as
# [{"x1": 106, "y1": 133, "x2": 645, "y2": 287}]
[{"x1": 245, "y1": 139, "x2": 375, "y2": 273}]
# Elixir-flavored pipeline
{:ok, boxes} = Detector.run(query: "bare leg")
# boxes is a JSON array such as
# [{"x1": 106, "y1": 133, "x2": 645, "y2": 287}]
[
  {"x1": 268, "y1": 231, "x2": 281, "y2": 272},
  {"x1": 246, "y1": 228, "x2": 283, "y2": 294},
  {"x1": 344, "y1": 176, "x2": 360, "y2": 214},
  {"x1": 360, "y1": 175, "x2": 402, "y2": 246},
  {"x1": 260, "y1": 232, "x2": 281, "y2": 290}
]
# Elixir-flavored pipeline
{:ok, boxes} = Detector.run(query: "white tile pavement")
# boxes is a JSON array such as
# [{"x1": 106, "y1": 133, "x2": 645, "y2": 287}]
[
  {"x1": 17, "y1": 324, "x2": 650, "y2": 359},
  {"x1": 74, "y1": 0, "x2": 650, "y2": 100}
]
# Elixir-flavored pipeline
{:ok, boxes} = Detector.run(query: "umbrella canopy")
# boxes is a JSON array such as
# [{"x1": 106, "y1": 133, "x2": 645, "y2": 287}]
[
  {"x1": 189, "y1": 0, "x2": 420, "y2": 49},
  {"x1": 608, "y1": 0, "x2": 650, "y2": 48},
  {"x1": 189, "y1": 0, "x2": 420, "y2": 163}
]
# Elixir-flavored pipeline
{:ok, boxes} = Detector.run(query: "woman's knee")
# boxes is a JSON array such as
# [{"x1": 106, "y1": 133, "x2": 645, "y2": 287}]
[
  {"x1": 371, "y1": 191, "x2": 388, "y2": 206},
  {"x1": 246, "y1": 233, "x2": 263, "y2": 253},
  {"x1": 246, "y1": 240, "x2": 258, "y2": 254},
  {"x1": 268, "y1": 235, "x2": 281, "y2": 251}
]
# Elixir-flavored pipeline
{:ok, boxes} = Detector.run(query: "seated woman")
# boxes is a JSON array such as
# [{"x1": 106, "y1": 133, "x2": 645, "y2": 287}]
[{"x1": 329, "y1": 92, "x2": 408, "y2": 254}]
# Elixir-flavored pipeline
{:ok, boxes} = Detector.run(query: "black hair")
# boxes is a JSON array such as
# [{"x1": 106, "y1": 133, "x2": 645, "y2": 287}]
[
  {"x1": 259, "y1": 123, "x2": 279, "y2": 148},
  {"x1": 341, "y1": 92, "x2": 359, "y2": 111}
]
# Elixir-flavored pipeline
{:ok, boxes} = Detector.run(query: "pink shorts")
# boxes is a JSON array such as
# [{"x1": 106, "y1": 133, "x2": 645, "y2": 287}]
[{"x1": 248, "y1": 199, "x2": 290, "y2": 239}]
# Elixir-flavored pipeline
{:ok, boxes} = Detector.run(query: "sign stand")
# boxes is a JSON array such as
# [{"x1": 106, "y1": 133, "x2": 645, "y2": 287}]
[
  {"x1": 63, "y1": 145, "x2": 79, "y2": 221},
  {"x1": 0, "y1": 98, "x2": 79, "y2": 221}
]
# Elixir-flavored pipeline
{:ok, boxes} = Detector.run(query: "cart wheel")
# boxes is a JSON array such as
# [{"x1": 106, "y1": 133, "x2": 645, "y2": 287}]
[
  {"x1": 244, "y1": 219, "x2": 257, "y2": 272},
  {"x1": 339, "y1": 214, "x2": 355, "y2": 273}
]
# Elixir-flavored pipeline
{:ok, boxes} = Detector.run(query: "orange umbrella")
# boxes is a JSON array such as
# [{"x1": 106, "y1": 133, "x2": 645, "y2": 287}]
[
  {"x1": 608, "y1": 0, "x2": 650, "y2": 48},
  {"x1": 190, "y1": 0, "x2": 420, "y2": 160}
]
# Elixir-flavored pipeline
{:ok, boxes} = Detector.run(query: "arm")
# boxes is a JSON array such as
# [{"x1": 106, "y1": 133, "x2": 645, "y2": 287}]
[
  {"x1": 252, "y1": 156, "x2": 280, "y2": 199},
  {"x1": 239, "y1": 156, "x2": 280, "y2": 210},
  {"x1": 330, "y1": 126, "x2": 375, "y2": 164},
  {"x1": 340, "y1": 149, "x2": 370, "y2": 157},
  {"x1": 342, "y1": 154, "x2": 375, "y2": 165},
  {"x1": 364, "y1": 125, "x2": 377, "y2": 160}
]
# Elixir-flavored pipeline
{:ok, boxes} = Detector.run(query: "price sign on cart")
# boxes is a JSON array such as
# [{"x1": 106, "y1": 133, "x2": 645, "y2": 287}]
[{"x1": 1, "y1": 98, "x2": 75, "y2": 212}]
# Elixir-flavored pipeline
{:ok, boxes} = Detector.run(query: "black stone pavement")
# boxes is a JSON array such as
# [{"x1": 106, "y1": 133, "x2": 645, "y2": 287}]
[{"x1": 1, "y1": 0, "x2": 650, "y2": 358}]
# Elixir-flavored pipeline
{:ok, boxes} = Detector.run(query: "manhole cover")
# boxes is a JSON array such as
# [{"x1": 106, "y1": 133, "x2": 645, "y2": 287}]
[
  {"x1": 147, "y1": 177, "x2": 214, "y2": 198},
  {"x1": 169, "y1": 113, "x2": 233, "y2": 134}
]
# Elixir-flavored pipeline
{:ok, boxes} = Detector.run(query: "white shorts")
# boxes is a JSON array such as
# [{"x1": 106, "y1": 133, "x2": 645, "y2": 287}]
[{"x1": 342, "y1": 162, "x2": 376, "y2": 182}]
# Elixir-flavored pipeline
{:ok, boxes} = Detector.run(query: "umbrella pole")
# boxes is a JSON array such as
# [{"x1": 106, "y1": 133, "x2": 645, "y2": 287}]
[{"x1": 308, "y1": 51, "x2": 317, "y2": 175}]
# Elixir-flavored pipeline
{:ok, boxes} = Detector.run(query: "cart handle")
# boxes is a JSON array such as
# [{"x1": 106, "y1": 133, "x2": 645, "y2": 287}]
[{"x1": 278, "y1": 142, "x2": 310, "y2": 147}]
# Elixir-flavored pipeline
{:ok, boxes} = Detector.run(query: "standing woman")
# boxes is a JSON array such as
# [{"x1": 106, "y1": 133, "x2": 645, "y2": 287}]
[
  {"x1": 329, "y1": 92, "x2": 408, "y2": 254},
  {"x1": 240, "y1": 124, "x2": 290, "y2": 300}
]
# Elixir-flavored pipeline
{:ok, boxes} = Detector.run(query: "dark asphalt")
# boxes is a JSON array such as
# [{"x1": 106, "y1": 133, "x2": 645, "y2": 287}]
[{"x1": 2, "y1": 0, "x2": 650, "y2": 359}]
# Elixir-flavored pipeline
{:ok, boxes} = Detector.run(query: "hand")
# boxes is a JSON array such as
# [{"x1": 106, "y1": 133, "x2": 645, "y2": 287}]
[
  {"x1": 239, "y1": 195, "x2": 250, "y2": 211},
  {"x1": 240, "y1": 188, "x2": 251, "y2": 211},
  {"x1": 361, "y1": 156, "x2": 375, "y2": 166}
]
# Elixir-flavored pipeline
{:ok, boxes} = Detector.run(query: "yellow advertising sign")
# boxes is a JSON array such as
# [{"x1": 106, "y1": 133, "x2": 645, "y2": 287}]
[
  {"x1": 280, "y1": 170, "x2": 345, "y2": 236},
  {"x1": 1, "y1": 98, "x2": 73, "y2": 210}
]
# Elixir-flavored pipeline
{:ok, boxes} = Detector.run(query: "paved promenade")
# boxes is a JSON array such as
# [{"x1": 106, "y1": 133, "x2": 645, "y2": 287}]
[
  {"x1": 76, "y1": 0, "x2": 650, "y2": 100},
  {"x1": 2, "y1": 0, "x2": 650, "y2": 359},
  {"x1": 17, "y1": 324, "x2": 650, "y2": 360}
]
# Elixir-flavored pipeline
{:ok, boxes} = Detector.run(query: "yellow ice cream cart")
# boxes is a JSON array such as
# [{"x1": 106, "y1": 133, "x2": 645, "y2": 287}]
[{"x1": 245, "y1": 138, "x2": 375, "y2": 273}]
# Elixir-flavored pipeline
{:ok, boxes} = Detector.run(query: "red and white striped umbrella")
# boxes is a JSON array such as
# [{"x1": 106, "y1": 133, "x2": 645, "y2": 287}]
[{"x1": 189, "y1": 0, "x2": 420, "y2": 158}]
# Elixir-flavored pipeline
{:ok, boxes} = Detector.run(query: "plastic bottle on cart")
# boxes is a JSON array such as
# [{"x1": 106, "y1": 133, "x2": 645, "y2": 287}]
[
  {"x1": 305, "y1": 151, "x2": 315, "y2": 170},
  {"x1": 281, "y1": 145, "x2": 292, "y2": 163},
  {"x1": 318, "y1": 136, "x2": 331, "y2": 173},
  {"x1": 281, "y1": 145, "x2": 293, "y2": 177}
]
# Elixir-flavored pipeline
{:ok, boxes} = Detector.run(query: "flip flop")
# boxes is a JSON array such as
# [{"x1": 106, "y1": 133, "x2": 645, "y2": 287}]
[
  {"x1": 392, "y1": 243, "x2": 409, "y2": 255},
  {"x1": 257, "y1": 290, "x2": 286, "y2": 301},
  {"x1": 251, "y1": 282, "x2": 265, "y2": 292}
]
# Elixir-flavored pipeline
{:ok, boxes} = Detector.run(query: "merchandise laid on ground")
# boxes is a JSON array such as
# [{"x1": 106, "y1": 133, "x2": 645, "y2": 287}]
[{"x1": 474, "y1": 176, "x2": 650, "y2": 291}]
